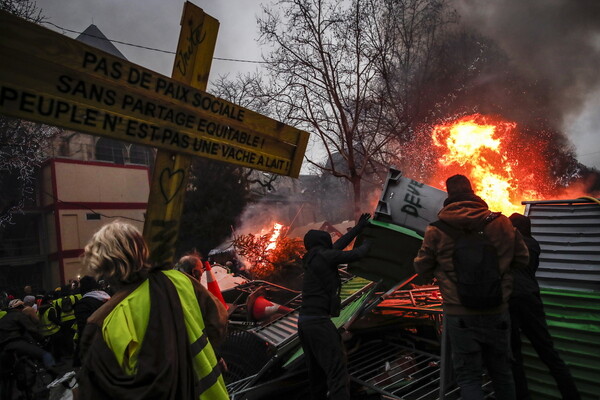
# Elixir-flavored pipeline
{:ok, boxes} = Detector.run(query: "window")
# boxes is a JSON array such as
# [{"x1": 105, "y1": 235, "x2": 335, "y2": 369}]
[{"x1": 95, "y1": 138, "x2": 126, "y2": 164}]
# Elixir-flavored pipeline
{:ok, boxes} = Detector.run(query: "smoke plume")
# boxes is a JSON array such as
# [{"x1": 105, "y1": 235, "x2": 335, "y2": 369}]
[{"x1": 452, "y1": 0, "x2": 600, "y2": 169}]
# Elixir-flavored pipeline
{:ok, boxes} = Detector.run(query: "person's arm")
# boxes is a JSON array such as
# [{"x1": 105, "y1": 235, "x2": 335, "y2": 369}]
[
  {"x1": 190, "y1": 278, "x2": 228, "y2": 348},
  {"x1": 512, "y1": 229, "x2": 529, "y2": 271},
  {"x1": 413, "y1": 226, "x2": 439, "y2": 282},
  {"x1": 332, "y1": 213, "x2": 371, "y2": 250},
  {"x1": 328, "y1": 241, "x2": 370, "y2": 265}
]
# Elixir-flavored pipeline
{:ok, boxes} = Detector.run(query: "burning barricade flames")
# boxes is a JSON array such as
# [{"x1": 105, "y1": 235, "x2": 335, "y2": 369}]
[
  {"x1": 418, "y1": 113, "x2": 593, "y2": 215},
  {"x1": 232, "y1": 223, "x2": 304, "y2": 281},
  {"x1": 232, "y1": 113, "x2": 595, "y2": 279}
]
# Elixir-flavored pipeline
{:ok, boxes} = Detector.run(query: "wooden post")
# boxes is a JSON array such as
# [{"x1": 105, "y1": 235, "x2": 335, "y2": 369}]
[{"x1": 143, "y1": 2, "x2": 219, "y2": 266}]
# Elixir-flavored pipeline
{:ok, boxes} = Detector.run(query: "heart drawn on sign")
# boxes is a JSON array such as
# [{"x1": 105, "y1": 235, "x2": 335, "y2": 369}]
[{"x1": 159, "y1": 168, "x2": 185, "y2": 204}]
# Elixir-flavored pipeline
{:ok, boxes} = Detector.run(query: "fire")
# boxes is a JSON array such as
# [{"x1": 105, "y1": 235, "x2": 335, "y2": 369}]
[
  {"x1": 232, "y1": 222, "x2": 304, "y2": 281},
  {"x1": 429, "y1": 114, "x2": 549, "y2": 214},
  {"x1": 266, "y1": 223, "x2": 283, "y2": 252}
]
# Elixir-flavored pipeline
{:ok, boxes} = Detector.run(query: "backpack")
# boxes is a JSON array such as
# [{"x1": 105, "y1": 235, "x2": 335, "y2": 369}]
[
  {"x1": 61, "y1": 296, "x2": 74, "y2": 313},
  {"x1": 431, "y1": 212, "x2": 503, "y2": 309}
]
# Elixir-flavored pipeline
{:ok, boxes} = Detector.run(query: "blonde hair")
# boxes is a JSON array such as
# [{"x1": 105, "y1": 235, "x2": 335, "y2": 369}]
[{"x1": 83, "y1": 221, "x2": 150, "y2": 285}]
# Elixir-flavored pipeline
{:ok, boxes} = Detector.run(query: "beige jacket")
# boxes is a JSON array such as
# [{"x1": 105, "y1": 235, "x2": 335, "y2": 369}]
[{"x1": 414, "y1": 199, "x2": 529, "y2": 315}]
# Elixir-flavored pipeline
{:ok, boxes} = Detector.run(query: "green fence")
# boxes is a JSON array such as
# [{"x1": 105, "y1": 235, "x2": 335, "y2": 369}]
[{"x1": 522, "y1": 288, "x2": 600, "y2": 399}]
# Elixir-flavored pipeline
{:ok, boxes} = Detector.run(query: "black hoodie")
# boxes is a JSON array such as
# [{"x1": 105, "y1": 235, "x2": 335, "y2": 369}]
[{"x1": 301, "y1": 226, "x2": 369, "y2": 317}]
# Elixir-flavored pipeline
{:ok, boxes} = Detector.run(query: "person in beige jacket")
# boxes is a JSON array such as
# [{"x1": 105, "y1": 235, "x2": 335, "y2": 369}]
[{"x1": 414, "y1": 174, "x2": 528, "y2": 400}]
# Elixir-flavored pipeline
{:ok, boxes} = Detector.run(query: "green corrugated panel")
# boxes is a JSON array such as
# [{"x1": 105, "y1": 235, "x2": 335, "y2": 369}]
[
  {"x1": 340, "y1": 276, "x2": 372, "y2": 300},
  {"x1": 522, "y1": 289, "x2": 600, "y2": 400}
]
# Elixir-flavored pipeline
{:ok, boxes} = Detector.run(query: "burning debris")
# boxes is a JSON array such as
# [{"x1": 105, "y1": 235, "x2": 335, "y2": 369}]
[{"x1": 232, "y1": 222, "x2": 304, "y2": 282}]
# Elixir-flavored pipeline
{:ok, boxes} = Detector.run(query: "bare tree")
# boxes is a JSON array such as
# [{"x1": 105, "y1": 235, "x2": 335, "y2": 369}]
[
  {"x1": 0, "y1": 118, "x2": 60, "y2": 225},
  {"x1": 253, "y1": 0, "x2": 454, "y2": 219},
  {"x1": 0, "y1": 0, "x2": 58, "y2": 226},
  {"x1": 0, "y1": 0, "x2": 44, "y2": 22}
]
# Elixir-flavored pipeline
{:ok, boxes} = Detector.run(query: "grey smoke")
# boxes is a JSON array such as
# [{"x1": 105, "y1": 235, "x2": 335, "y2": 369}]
[{"x1": 453, "y1": 0, "x2": 600, "y2": 168}]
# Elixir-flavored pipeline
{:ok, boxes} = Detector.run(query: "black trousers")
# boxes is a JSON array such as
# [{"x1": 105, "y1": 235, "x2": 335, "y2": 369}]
[
  {"x1": 298, "y1": 316, "x2": 349, "y2": 400},
  {"x1": 509, "y1": 294, "x2": 580, "y2": 400}
]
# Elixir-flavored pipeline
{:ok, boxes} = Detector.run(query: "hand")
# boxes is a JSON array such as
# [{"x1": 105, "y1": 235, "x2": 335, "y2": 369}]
[{"x1": 357, "y1": 213, "x2": 371, "y2": 229}]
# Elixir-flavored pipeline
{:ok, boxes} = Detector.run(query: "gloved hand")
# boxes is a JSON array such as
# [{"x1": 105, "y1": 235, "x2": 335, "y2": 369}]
[{"x1": 357, "y1": 213, "x2": 371, "y2": 229}]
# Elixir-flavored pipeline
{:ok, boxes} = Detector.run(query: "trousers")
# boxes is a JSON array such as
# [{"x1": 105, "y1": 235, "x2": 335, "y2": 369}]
[
  {"x1": 509, "y1": 294, "x2": 580, "y2": 400},
  {"x1": 446, "y1": 311, "x2": 515, "y2": 400},
  {"x1": 298, "y1": 316, "x2": 349, "y2": 400}
]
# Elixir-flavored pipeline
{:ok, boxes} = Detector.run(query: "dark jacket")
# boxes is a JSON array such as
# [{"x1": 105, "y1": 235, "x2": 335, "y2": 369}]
[
  {"x1": 73, "y1": 291, "x2": 110, "y2": 367},
  {"x1": 301, "y1": 225, "x2": 369, "y2": 317},
  {"x1": 509, "y1": 214, "x2": 542, "y2": 299},
  {"x1": 0, "y1": 308, "x2": 41, "y2": 346},
  {"x1": 414, "y1": 195, "x2": 529, "y2": 315},
  {"x1": 74, "y1": 291, "x2": 110, "y2": 338}
]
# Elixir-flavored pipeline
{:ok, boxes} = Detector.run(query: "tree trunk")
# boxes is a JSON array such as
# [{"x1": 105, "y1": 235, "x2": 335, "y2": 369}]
[{"x1": 351, "y1": 175, "x2": 362, "y2": 222}]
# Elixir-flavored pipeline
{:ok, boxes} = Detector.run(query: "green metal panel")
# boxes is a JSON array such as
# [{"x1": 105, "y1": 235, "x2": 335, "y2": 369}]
[
  {"x1": 348, "y1": 220, "x2": 423, "y2": 290},
  {"x1": 521, "y1": 288, "x2": 600, "y2": 400}
]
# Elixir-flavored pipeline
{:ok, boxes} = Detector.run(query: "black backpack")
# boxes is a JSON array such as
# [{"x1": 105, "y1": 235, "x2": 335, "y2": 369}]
[
  {"x1": 60, "y1": 295, "x2": 74, "y2": 313},
  {"x1": 431, "y1": 212, "x2": 503, "y2": 309}
]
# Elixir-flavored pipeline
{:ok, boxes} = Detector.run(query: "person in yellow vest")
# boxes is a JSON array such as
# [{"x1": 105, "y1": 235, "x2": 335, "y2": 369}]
[
  {"x1": 53, "y1": 289, "x2": 82, "y2": 359},
  {"x1": 77, "y1": 221, "x2": 229, "y2": 400},
  {"x1": 38, "y1": 295, "x2": 61, "y2": 358}
]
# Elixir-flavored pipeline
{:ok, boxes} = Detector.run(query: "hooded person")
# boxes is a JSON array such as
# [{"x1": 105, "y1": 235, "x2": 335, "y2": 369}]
[
  {"x1": 508, "y1": 213, "x2": 580, "y2": 400},
  {"x1": 414, "y1": 174, "x2": 529, "y2": 400},
  {"x1": 299, "y1": 213, "x2": 371, "y2": 400}
]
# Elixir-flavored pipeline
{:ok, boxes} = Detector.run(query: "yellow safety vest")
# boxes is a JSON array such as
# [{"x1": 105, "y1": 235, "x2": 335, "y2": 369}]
[
  {"x1": 54, "y1": 294, "x2": 82, "y2": 323},
  {"x1": 102, "y1": 270, "x2": 229, "y2": 400},
  {"x1": 0, "y1": 310, "x2": 6, "y2": 319},
  {"x1": 39, "y1": 306, "x2": 60, "y2": 336}
]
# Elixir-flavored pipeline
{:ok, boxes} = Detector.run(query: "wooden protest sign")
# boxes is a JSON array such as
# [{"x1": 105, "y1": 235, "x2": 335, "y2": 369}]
[
  {"x1": 0, "y1": 4, "x2": 310, "y2": 267},
  {"x1": 0, "y1": 9, "x2": 309, "y2": 176},
  {"x1": 143, "y1": 2, "x2": 218, "y2": 265}
]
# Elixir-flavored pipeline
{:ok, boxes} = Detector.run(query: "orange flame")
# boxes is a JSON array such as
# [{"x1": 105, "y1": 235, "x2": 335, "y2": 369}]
[
  {"x1": 429, "y1": 114, "x2": 548, "y2": 214},
  {"x1": 266, "y1": 223, "x2": 283, "y2": 252}
]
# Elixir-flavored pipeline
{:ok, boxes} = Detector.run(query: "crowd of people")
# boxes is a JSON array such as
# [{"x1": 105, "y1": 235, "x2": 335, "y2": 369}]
[
  {"x1": 0, "y1": 174, "x2": 580, "y2": 400},
  {"x1": 0, "y1": 222, "x2": 231, "y2": 399},
  {"x1": 0, "y1": 276, "x2": 113, "y2": 381}
]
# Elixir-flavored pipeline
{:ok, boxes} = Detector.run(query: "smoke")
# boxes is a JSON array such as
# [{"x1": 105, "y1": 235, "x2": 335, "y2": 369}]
[{"x1": 452, "y1": 0, "x2": 600, "y2": 169}]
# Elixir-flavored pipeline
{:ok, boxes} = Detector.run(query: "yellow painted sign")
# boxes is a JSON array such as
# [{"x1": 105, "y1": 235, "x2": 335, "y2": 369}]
[
  {"x1": 143, "y1": 2, "x2": 218, "y2": 266},
  {"x1": 0, "y1": 10, "x2": 309, "y2": 177}
]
